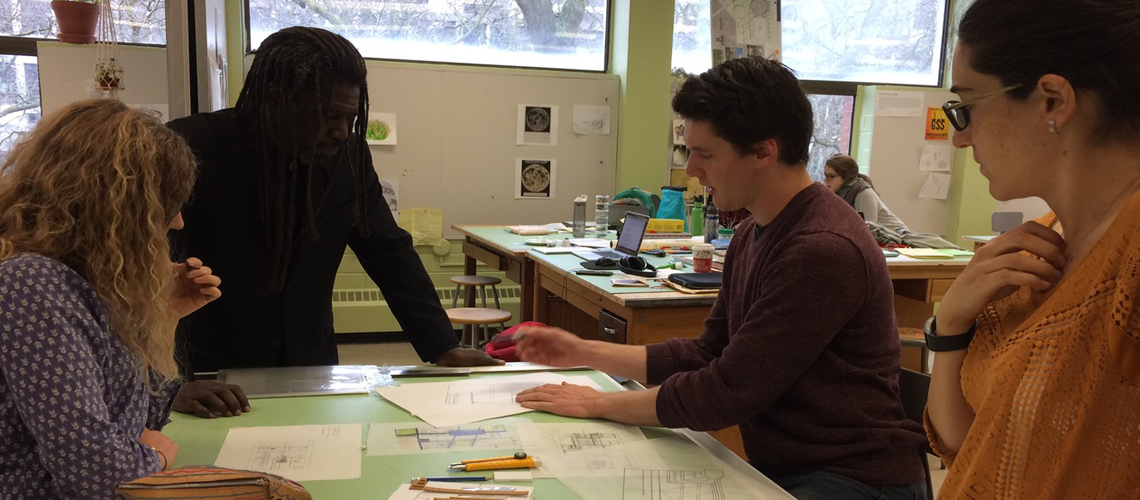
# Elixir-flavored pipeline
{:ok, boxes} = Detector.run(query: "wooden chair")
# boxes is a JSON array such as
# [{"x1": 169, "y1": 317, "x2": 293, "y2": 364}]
[
  {"x1": 446, "y1": 307, "x2": 512, "y2": 349},
  {"x1": 899, "y1": 327, "x2": 930, "y2": 374}
]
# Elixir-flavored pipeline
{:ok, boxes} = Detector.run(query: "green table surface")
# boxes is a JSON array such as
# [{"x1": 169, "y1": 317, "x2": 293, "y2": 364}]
[{"x1": 164, "y1": 369, "x2": 788, "y2": 499}]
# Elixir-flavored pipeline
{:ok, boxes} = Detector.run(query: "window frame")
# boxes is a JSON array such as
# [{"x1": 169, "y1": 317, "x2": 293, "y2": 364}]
[{"x1": 242, "y1": 0, "x2": 614, "y2": 73}]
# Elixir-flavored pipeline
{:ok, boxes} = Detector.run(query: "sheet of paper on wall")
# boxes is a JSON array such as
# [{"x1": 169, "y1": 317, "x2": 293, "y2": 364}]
[
  {"x1": 387, "y1": 481, "x2": 534, "y2": 500},
  {"x1": 397, "y1": 208, "x2": 443, "y2": 246},
  {"x1": 919, "y1": 144, "x2": 953, "y2": 172},
  {"x1": 875, "y1": 90, "x2": 925, "y2": 117},
  {"x1": 517, "y1": 104, "x2": 558, "y2": 146},
  {"x1": 918, "y1": 173, "x2": 952, "y2": 200},
  {"x1": 213, "y1": 424, "x2": 362, "y2": 481},
  {"x1": 366, "y1": 112, "x2": 398, "y2": 145},
  {"x1": 379, "y1": 178, "x2": 399, "y2": 221},
  {"x1": 375, "y1": 372, "x2": 605, "y2": 427},
  {"x1": 572, "y1": 105, "x2": 610, "y2": 135}
]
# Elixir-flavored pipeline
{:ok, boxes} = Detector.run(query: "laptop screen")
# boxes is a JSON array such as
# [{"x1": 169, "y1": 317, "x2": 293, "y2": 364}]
[{"x1": 614, "y1": 212, "x2": 650, "y2": 256}]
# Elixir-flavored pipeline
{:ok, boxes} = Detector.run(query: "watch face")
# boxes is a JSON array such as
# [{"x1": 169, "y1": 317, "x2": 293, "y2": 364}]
[{"x1": 521, "y1": 163, "x2": 550, "y2": 192}]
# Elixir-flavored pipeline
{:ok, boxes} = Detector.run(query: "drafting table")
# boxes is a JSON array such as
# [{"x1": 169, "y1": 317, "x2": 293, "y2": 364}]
[{"x1": 163, "y1": 368, "x2": 793, "y2": 499}]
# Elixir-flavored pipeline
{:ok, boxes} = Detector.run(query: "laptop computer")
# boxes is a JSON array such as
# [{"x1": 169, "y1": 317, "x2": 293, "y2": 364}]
[{"x1": 573, "y1": 212, "x2": 650, "y2": 261}]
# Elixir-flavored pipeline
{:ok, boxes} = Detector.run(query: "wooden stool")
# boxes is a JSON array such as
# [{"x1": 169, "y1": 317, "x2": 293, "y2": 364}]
[
  {"x1": 451, "y1": 275, "x2": 507, "y2": 330},
  {"x1": 899, "y1": 327, "x2": 929, "y2": 374},
  {"x1": 451, "y1": 275, "x2": 503, "y2": 308},
  {"x1": 447, "y1": 307, "x2": 512, "y2": 348}
]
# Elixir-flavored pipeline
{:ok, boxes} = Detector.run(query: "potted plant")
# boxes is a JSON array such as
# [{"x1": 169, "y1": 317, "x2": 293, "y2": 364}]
[
  {"x1": 95, "y1": 57, "x2": 123, "y2": 91},
  {"x1": 52, "y1": 0, "x2": 100, "y2": 44}
]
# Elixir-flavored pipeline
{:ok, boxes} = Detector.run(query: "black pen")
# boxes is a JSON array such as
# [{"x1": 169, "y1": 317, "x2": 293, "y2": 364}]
[{"x1": 413, "y1": 476, "x2": 491, "y2": 482}]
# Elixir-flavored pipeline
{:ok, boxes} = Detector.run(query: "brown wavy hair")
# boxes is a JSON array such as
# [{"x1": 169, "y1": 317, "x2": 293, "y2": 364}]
[
  {"x1": 0, "y1": 99, "x2": 197, "y2": 384},
  {"x1": 825, "y1": 154, "x2": 875, "y2": 190}
]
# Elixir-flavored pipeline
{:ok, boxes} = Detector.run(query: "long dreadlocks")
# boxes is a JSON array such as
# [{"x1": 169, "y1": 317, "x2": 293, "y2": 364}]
[{"x1": 234, "y1": 27, "x2": 370, "y2": 291}]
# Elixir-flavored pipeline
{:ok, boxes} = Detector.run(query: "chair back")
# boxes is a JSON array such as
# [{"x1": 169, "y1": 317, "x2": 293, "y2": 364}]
[{"x1": 899, "y1": 368, "x2": 936, "y2": 500}]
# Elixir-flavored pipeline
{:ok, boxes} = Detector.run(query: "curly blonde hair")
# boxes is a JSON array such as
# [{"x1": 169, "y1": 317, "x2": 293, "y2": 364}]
[{"x1": 0, "y1": 99, "x2": 197, "y2": 383}]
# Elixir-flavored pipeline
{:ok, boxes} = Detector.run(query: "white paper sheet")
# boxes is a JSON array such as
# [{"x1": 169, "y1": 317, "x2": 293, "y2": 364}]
[
  {"x1": 213, "y1": 424, "x2": 361, "y2": 481},
  {"x1": 367, "y1": 418, "x2": 525, "y2": 456},
  {"x1": 388, "y1": 481, "x2": 534, "y2": 500},
  {"x1": 875, "y1": 90, "x2": 925, "y2": 117},
  {"x1": 519, "y1": 421, "x2": 647, "y2": 453},
  {"x1": 517, "y1": 104, "x2": 558, "y2": 146},
  {"x1": 572, "y1": 104, "x2": 610, "y2": 135},
  {"x1": 919, "y1": 172, "x2": 952, "y2": 200},
  {"x1": 919, "y1": 144, "x2": 953, "y2": 172},
  {"x1": 551, "y1": 436, "x2": 791, "y2": 499},
  {"x1": 375, "y1": 373, "x2": 604, "y2": 427}
]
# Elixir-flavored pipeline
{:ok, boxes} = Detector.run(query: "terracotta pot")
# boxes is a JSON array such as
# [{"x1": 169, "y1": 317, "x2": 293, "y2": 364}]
[
  {"x1": 51, "y1": 1, "x2": 100, "y2": 44},
  {"x1": 97, "y1": 76, "x2": 121, "y2": 90}
]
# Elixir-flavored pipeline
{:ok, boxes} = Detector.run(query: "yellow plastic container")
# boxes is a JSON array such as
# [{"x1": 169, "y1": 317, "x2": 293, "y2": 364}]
[{"x1": 647, "y1": 218, "x2": 685, "y2": 233}]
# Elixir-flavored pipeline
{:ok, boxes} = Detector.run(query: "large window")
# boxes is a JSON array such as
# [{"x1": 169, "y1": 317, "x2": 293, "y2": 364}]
[
  {"x1": 672, "y1": 0, "x2": 948, "y2": 179},
  {"x1": 247, "y1": 0, "x2": 610, "y2": 72},
  {"x1": 782, "y1": 0, "x2": 948, "y2": 86},
  {"x1": 0, "y1": 0, "x2": 165, "y2": 159}
]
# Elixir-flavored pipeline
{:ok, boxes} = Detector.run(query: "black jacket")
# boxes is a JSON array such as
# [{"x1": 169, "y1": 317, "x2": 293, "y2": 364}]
[{"x1": 168, "y1": 109, "x2": 458, "y2": 373}]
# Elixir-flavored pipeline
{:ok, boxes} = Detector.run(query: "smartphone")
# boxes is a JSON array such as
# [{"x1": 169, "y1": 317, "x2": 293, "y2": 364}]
[{"x1": 575, "y1": 269, "x2": 613, "y2": 276}]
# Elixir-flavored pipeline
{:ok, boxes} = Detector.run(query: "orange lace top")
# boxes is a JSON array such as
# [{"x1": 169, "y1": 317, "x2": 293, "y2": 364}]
[{"x1": 925, "y1": 195, "x2": 1140, "y2": 499}]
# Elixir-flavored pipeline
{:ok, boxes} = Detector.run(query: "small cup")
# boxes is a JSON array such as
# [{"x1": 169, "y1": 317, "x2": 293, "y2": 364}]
[{"x1": 692, "y1": 243, "x2": 714, "y2": 273}]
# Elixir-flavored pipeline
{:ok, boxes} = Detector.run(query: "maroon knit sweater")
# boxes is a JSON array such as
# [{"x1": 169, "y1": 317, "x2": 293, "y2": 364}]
[{"x1": 647, "y1": 183, "x2": 926, "y2": 486}]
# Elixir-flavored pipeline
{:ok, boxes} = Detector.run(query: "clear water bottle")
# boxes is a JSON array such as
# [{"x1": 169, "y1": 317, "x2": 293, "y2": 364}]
[
  {"x1": 703, "y1": 195, "x2": 719, "y2": 244},
  {"x1": 594, "y1": 194, "x2": 610, "y2": 236}
]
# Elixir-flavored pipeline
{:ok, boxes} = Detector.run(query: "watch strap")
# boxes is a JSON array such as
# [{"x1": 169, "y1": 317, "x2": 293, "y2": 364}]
[{"x1": 923, "y1": 316, "x2": 976, "y2": 352}]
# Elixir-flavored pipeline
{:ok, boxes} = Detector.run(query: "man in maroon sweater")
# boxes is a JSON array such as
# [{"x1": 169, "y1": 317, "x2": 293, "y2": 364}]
[{"x1": 514, "y1": 57, "x2": 928, "y2": 499}]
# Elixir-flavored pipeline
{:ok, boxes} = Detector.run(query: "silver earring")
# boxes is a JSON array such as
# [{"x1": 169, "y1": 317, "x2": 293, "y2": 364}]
[{"x1": 1048, "y1": 120, "x2": 1060, "y2": 134}]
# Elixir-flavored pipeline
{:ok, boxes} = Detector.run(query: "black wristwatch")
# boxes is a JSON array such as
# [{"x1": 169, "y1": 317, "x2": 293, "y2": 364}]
[{"x1": 923, "y1": 316, "x2": 977, "y2": 352}]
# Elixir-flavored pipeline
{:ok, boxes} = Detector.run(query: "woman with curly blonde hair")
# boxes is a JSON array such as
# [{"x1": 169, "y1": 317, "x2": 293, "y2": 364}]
[{"x1": 0, "y1": 99, "x2": 221, "y2": 499}]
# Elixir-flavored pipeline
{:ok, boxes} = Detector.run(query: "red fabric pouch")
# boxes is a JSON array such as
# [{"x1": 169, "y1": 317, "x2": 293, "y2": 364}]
[{"x1": 484, "y1": 321, "x2": 547, "y2": 362}]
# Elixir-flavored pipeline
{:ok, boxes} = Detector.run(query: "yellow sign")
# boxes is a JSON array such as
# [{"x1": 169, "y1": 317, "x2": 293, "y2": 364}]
[{"x1": 926, "y1": 107, "x2": 950, "y2": 140}]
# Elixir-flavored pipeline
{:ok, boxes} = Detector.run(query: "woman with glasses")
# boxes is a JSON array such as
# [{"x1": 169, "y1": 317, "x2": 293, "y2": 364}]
[
  {"x1": 823, "y1": 154, "x2": 910, "y2": 234},
  {"x1": 925, "y1": 1, "x2": 1140, "y2": 498}
]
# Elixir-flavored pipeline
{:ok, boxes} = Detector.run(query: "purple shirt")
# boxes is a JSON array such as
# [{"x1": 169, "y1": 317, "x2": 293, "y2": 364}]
[
  {"x1": 0, "y1": 254, "x2": 178, "y2": 499},
  {"x1": 647, "y1": 184, "x2": 926, "y2": 486}
]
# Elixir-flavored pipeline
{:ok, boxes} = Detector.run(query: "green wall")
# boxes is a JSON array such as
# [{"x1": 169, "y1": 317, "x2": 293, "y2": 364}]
[{"x1": 610, "y1": 0, "x2": 675, "y2": 194}]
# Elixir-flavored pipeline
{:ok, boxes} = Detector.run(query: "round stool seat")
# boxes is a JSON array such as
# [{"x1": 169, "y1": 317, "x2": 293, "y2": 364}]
[
  {"x1": 450, "y1": 275, "x2": 502, "y2": 286},
  {"x1": 446, "y1": 307, "x2": 512, "y2": 325},
  {"x1": 898, "y1": 327, "x2": 925, "y2": 343}
]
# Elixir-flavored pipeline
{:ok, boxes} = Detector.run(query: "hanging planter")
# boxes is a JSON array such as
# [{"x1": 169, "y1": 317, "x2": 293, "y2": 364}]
[
  {"x1": 95, "y1": 58, "x2": 123, "y2": 91},
  {"x1": 93, "y1": 1, "x2": 125, "y2": 96},
  {"x1": 51, "y1": 0, "x2": 100, "y2": 44}
]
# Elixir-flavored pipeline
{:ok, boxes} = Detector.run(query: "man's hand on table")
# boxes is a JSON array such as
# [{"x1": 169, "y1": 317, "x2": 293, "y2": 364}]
[
  {"x1": 435, "y1": 347, "x2": 505, "y2": 367},
  {"x1": 173, "y1": 380, "x2": 251, "y2": 418},
  {"x1": 516, "y1": 382, "x2": 603, "y2": 419}
]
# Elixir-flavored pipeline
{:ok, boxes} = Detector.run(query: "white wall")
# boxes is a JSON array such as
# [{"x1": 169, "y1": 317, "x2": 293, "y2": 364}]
[{"x1": 38, "y1": 42, "x2": 169, "y2": 118}]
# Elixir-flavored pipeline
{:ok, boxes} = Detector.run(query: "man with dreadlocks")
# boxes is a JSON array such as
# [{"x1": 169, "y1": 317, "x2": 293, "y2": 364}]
[{"x1": 166, "y1": 27, "x2": 500, "y2": 419}]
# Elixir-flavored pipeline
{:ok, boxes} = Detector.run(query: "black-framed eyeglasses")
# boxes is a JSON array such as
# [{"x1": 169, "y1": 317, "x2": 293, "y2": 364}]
[{"x1": 942, "y1": 84, "x2": 1021, "y2": 131}]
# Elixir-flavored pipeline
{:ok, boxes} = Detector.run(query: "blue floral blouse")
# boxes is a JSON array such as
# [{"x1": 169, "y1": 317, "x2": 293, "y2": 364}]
[{"x1": 0, "y1": 254, "x2": 179, "y2": 499}]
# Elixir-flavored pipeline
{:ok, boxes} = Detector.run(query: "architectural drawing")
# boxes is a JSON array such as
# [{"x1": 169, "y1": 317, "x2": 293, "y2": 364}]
[
  {"x1": 248, "y1": 440, "x2": 313, "y2": 471},
  {"x1": 559, "y1": 431, "x2": 626, "y2": 452},
  {"x1": 445, "y1": 380, "x2": 532, "y2": 404},
  {"x1": 394, "y1": 423, "x2": 519, "y2": 451},
  {"x1": 623, "y1": 469, "x2": 726, "y2": 500}
]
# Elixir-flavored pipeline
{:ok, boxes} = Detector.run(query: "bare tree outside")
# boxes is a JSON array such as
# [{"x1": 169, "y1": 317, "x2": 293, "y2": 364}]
[
  {"x1": 782, "y1": 0, "x2": 946, "y2": 85},
  {"x1": 806, "y1": 94, "x2": 853, "y2": 180},
  {"x1": 247, "y1": 0, "x2": 609, "y2": 71},
  {"x1": 0, "y1": 0, "x2": 165, "y2": 160}
]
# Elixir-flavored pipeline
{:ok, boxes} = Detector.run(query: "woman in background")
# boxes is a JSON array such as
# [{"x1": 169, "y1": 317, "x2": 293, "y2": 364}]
[
  {"x1": 823, "y1": 154, "x2": 910, "y2": 234},
  {"x1": 0, "y1": 99, "x2": 221, "y2": 499},
  {"x1": 926, "y1": 0, "x2": 1140, "y2": 498}
]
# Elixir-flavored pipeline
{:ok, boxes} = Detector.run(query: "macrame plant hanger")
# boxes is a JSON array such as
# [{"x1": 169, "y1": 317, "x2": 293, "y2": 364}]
[{"x1": 94, "y1": 1, "x2": 124, "y2": 97}]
